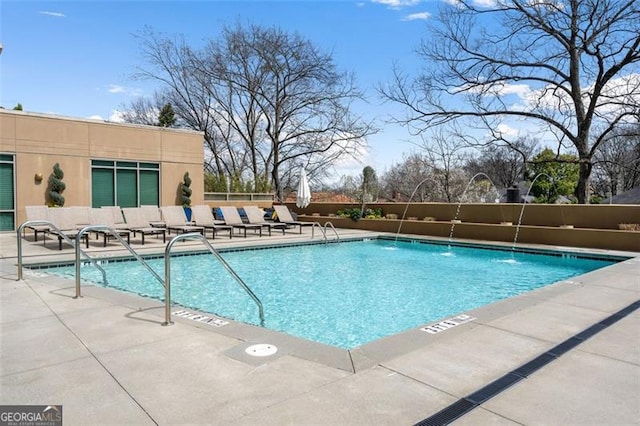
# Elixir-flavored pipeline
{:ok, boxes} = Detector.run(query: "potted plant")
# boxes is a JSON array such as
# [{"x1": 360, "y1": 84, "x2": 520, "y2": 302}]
[
  {"x1": 47, "y1": 163, "x2": 66, "y2": 207},
  {"x1": 181, "y1": 171, "x2": 192, "y2": 221}
]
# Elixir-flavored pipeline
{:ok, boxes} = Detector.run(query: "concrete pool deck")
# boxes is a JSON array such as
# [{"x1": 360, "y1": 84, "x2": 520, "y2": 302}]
[{"x1": 1, "y1": 229, "x2": 638, "y2": 425}]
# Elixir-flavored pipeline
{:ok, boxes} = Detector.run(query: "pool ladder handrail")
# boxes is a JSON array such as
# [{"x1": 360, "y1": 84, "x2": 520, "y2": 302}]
[
  {"x1": 16, "y1": 220, "x2": 108, "y2": 284},
  {"x1": 74, "y1": 225, "x2": 164, "y2": 299},
  {"x1": 164, "y1": 233, "x2": 265, "y2": 327},
  {"x1": 323, "y1": 221, "x2": 340, "y2": 241},
  {"x1": 310, "y1": 221, "x2": 339, "y2": 242}
]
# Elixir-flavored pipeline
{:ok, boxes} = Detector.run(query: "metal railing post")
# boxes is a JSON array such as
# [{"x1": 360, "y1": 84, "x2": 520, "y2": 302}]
[
  {"x1": 74, "y1": 225, "x2": 163, "y2": 299},
  {"x1": 74, "y1": 234, "x2": 83, "y2": 298},
  {"x1": 163, "y1": 241, "x2": 174, "y2": 326},
  {"x1": 164, "y1": 233, "x2": 264, "y2": 327}
]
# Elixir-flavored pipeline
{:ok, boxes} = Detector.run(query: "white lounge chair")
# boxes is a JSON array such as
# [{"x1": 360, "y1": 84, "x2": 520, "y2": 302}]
[
  {"x1": 122, "y1": 208, "x2": 166, "y2": 245},
  {"x1": 89, "y1": 208, "x2": 131, "y2": 246},
  {"x1": 191, "y1": 205, "x2": 233, "y2": 239},
  {"x1": 24, "y1": 205, "x2": 50, "y2": 241},
  {"x1": 46, "y1": 207, "x2": 89, "y2": 250},
  {"x1": 160, "y1": 206, "x2": 204, "y2": 235},
  {"x1": 140, "y1": 205, "x2": 166, "y2": 228},
  {"x1": 243, "y1": 206, "x2": 287, "y2": 236},
  {"x1": 272, "y1": 205, "x2": 314, "y2": 234},
  {"x1": 219, "y1": 206, "x2": 263, "y2": 238}
]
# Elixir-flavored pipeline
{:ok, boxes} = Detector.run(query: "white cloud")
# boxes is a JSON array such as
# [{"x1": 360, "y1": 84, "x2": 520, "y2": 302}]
[
  {"x1": 109, "y1": 110, "x2": 125, "y2": 122},
  {"x1": 444, "y1": 0, "x2": 497, "y2": 8},
  {"x1": 495, "y1": 123, "x2": 520, "y2": 138},
  {"x1": 87, "y1": 115, "x2": 103, "y2": 120},
  {"x1": 461, "y1": 81, "x2": 532, "y2": 100},
  {"x1": 107, "y1": 84, "x2": 126, "y2": 94},
  {"x1": 472, "y1": 0, "x2": 497, "y2": 6},
  {"x1": 402, "y1": 12, "x2": 431, "y2": 21},
  {"x1": 516, "y1": 73, "x2": 640, "y2": 120},
  {"x1": 371, "y1": 0, "x2": 422, "y2": 9},
  {"x1": 39, "y1": 11, "x2": 65, "y2": 17}
]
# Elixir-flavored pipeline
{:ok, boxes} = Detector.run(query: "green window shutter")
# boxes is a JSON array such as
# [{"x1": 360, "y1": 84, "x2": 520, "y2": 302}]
[
  {"x1": 139, "y1": 170, "x2": 159, "y2": 206},
  {"x1": 92, "y1": 168, "x2": 114, "y2": 207},
  {"x1": 0, "y1": 162, "x2": 14, "y2": 210},
  {"x1": 116, "y1": 169, "x2": 137, "y2": 207},
  {"x1": 0, "y1": 212, "x2": 14, "y2": 231}
]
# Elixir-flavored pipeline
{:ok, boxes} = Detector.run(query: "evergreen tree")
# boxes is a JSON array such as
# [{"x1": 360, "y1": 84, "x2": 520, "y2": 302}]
[
  {"x1": 157, "y1": 103, "x2": 176, "y2": 127},
  {"x1": 47, "y1": 163, "x2": 66, "y2": 207}
]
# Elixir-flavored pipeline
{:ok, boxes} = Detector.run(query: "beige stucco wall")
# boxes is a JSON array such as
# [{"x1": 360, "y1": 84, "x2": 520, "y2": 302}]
[{"x1": 0, "y1": 110, "x2": 204, "y2": 226}]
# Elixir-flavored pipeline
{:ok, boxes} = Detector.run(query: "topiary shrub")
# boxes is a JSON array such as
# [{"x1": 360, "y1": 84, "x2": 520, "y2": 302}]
[
  {"x1": 47, "y1": 163, "x2": 66, "y2": 207},
  {"x1": 181, "y1": 171, "x2": 192, "y2": 208}
]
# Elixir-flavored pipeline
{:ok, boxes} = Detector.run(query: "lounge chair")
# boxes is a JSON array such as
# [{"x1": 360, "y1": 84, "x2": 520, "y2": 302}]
[
  {"x1": 272, "y1": 205, "x2": 314, "y2": 234},
  {"x1": 140, "y1": 205, "x2": 166, "y2": 228},
  {"x1": 101, "y1": 206, "x2": 129, "y2": 229},
  {"x1": 190, "y1": 205, "x2": 233, "y2": 239},
  {"x1": 89, "y1": 208, "x2": 131, "y2": 246},
  {"x1": 160, "y1": 206, "x2": 205, "y2": 235},
  {"x1": 24, "y1": 205, "x2": 50, "y2": 241},
  {"x1": 46, "y1": 207, "x2": 89, "y2": 250},
  {"x1": 218, "y1": 206, "x2": 263, "y2": 238},
  {"x1": 122, "y1": 207, "x2": 166, "y2": 244},
  {"x1": 243, "y1": 205, "x2": 287, "y2": 236}
]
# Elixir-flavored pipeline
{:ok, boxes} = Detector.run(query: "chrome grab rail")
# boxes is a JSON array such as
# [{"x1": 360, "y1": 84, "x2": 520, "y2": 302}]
[
  {"x1": 323, "y1": 221, "x2": 340, "y2": 241},
  {"x1": 164, "y1": 233, "x2": 265, "y2": 327},
  {"x1": 310, "y1": 222, "x2": 327, "y2": 241},
  {"x1": 16, "y1": 220, "x2": 107, "y2": 285},
  {"x1": 74, "y1": 225, "x2": 164, "y2": 299}
]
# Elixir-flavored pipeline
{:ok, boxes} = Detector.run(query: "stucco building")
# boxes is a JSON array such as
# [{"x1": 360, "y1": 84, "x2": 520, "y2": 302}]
[{"x1": 0, "y1": 109, "x2": 204, "y2": 231}]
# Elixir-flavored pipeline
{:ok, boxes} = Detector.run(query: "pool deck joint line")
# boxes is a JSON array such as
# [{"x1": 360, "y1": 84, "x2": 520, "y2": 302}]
[{"x1": 414, "y1": 299, "x2": 640, "y2": 426}]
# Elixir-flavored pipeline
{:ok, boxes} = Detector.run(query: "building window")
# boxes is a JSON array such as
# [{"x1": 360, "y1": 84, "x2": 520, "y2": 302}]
[
  {"x1": 91, "y1": 160, "x2": 159, "y2": 208},
  {"x1": 0, "y1": 154, "x2": 15, "y2": 231}
]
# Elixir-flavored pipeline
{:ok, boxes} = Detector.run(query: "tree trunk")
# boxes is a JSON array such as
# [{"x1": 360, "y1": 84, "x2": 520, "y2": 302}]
[{"x1": 576, "y1": 160, "x2": 593, "y2": 204}]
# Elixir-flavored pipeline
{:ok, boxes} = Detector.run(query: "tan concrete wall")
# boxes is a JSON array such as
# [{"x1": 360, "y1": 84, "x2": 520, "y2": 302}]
[
  {"x1": 289, "y1": 202, "x2": 640, "y2": 229},
  {"x1": 286, "y1": 202, "x2": 640, "y2": 252},
  {"x1": 0, "y1": 110, "x2": 204, "y2": 226}
]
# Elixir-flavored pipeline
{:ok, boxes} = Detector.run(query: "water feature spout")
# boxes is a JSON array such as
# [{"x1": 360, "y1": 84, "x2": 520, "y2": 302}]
[
  {"x1": 512, "y1": 173, "x2": 559, "y2": 249},
  {"x1": 394, "y1": 177, "x2": 433, "y2": 242},
  {"x1": 448, "y1": 173, "x2": 501, "y2": 242}
]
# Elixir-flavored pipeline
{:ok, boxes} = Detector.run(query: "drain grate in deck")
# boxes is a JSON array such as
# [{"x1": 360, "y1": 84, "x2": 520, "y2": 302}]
[{"x1": 414, "y1": 399, "x2": 477, "y2": 426}]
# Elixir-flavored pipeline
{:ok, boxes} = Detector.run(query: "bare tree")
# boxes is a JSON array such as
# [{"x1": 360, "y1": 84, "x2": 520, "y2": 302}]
[
  {"x1": 380, "y1": 0, "x2": 640, "y2": 203},
  {"x1": 465, "y1": 137, "x2": 537, "y2": 189},
  {"x1": 130, "y1": 28, "x2": 245, "y2": 186},
  {"x1": 130, "y1": 24, "x2": 376, "y2": 200},
  {"x1": 380, "y1": 153, "x2": 438, "y2": 201},
  {"x1": 416, "y1": 129, "x2": 472, "y2": 202},
  {"x1": 593, "y1": 124, "x2": 640, "y2": 198},
  {"x1": 119, "y1": 93, "x2": 166, "y2": 126}
]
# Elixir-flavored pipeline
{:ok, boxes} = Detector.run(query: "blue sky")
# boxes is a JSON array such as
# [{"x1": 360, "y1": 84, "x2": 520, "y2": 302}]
[{"x1": 0, "y1": 0, "x2": 442, "y2": 177}]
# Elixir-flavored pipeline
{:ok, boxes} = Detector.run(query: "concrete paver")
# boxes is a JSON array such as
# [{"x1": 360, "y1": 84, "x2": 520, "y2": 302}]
[{"x1": 1, "y1": 230, "x2": 638, "y2": 425}]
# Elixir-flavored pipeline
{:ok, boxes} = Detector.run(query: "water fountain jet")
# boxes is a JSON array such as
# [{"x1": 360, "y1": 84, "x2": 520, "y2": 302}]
[
  {"x1": 448, "y1": 173, "x2": 501, "y2": 243},
  {"x1": 511, "y1": 173, "x2": 564, "y2": 249}
]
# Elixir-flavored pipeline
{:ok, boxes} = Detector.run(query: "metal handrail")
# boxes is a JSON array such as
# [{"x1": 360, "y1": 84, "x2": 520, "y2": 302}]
[
  {"x1": 16, "y1": 220, "x2": 107, "y2": 284},
  {"x1": 310, "y1": 222, "x2": 327, "y2": 241},
  {"x1": 164, "y1": 233, "x2": 265, "y2": 327},
  {"x1": 74, "y1": 225, "x2": 164, "y2": 299},
  {"x1": 323, "y1": 221, "x2": 340, "y2": 241}
]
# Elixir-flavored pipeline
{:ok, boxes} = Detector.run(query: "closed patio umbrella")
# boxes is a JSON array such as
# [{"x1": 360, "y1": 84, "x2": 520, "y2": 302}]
[{"x1": 296, "y1": 166, "x2": 311, "y2": 208}]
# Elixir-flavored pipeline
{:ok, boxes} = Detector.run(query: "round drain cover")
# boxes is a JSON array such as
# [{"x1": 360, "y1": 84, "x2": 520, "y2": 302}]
[{"x1": 245, "y1": 344, "x2": 278, "y2": 357}]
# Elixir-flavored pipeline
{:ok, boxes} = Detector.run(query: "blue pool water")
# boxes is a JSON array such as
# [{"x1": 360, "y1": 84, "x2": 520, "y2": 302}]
[{"x1": 40, "y1": 238, "x2": 617, "y2": 349}]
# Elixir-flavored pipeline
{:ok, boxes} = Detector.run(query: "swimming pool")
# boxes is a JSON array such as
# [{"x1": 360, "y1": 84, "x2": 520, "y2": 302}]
[{"x1": 37, "y1": 238, "x2": 619, "y2": 349}]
